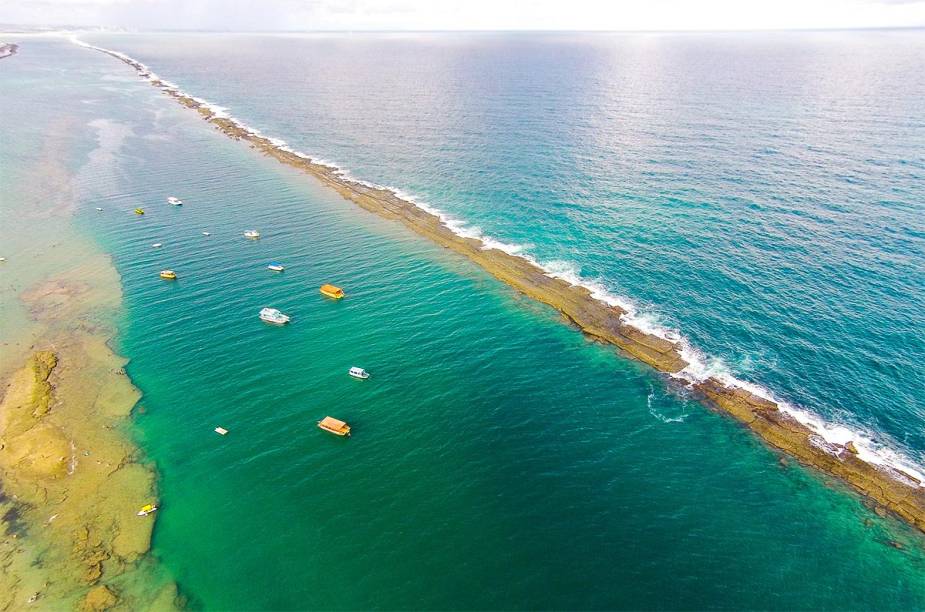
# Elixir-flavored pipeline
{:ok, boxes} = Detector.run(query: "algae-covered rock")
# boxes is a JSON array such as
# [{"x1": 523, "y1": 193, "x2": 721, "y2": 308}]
[
  {"x1": 82, "y1": 547, "x2": 110, "y2": 584},
  {"x1": 3, "y1": 422, "x2": 70, "y2": 479},
  {"x1": 81, "y1": 585, "x2": 118, "y2": 611},
  {"x1": 0, "y1": 351, "x2": 70, "y2": 479},
  {"x1": 83, "y1": 561, "x2": 103, "y2": 584},
  {"x1": 29, "y1": 351, "x2": 58, "y2": 418},
  {"x1": 0, "y1": 351, "x2": 58, "y2": 431}
]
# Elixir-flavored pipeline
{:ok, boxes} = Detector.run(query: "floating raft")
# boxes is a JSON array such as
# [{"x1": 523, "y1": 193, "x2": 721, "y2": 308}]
[{"x1": 318, "y1": 416, "x2": 351, "y2": 436}]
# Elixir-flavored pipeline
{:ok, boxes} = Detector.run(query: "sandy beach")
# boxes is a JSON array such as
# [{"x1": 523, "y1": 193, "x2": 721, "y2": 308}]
[{"x1": 73, "y1": 41, "x2": 925, "y2": 538}]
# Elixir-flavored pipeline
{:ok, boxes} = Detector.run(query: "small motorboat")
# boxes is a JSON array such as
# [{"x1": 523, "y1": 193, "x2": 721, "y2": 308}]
[
  {"x1": 202, "y1": 231, "x2": 211, "y2": 236},
  {"x1": 259, "y1": 307, "x2": 290, "y2": 324},
  {"x1": 268, "y1": 262, "x2": 285, "y2": 272},
  {"x1": 348, "y1": 367, "x2": 369, "y2": 379},
  {"x1": 167, "y1": 196, "x2": 183, "y2": 206},
  {"x1": 134, "y1": 208, "x2": 145, "y2": 215},
  {"x1": 137, "y1": 503, "x2": 158, "y2": 516},
  {"x1": 95, "y1": 207, "x2": 103, "y2": 211},
  {"x1": 320, "y1": 284, "x2": 344, "y2": 299},
  {"x1": 244, "y1": 230, "x2": 260, "y2": 239},
  {"x1": 159, "y1": 270, "x2": 177, "y2": 280},
  {"x1": 152, "y1": 243, "x2": 163, "y2": 248},
  {"x1": 318, "y1": 416, "x2": 351, "y2": 437}
]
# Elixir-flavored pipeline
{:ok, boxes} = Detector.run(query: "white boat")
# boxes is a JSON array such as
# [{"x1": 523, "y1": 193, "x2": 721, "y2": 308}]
[
  {"x1": 348, "y1": 366, "x2": 369, "y2": 379},
  {"x1": 202, "y1": 231, "x2": 211, "y2": 236},
  {"x1": 244, "y1": 230, "x2": 260, "y2": 239},
  {"x1": 268, "y1": 262, "x2": 285, "y2": 272},
  {"x1": 152, "y1": 243, "x2": 163, "y2": 248},
  {"x1": 167, "y1": 196, "x2": 183, "y2": 206},
  {"x1": 95, "y1": 207, "x2": 103, "y2": 211},
  {"x1": 259, "y1": 307, "x2": 290, "y2": 325}
]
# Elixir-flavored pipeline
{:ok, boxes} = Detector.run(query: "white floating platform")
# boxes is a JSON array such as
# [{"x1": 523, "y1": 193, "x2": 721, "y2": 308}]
[{"x1": 214, "y1": 427, "x2": 228, "y2": 436}]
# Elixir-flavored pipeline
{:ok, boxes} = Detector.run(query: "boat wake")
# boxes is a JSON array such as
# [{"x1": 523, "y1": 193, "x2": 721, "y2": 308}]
[{"x1": 68, "y1": 33, "x2": 924, "y2": 488}]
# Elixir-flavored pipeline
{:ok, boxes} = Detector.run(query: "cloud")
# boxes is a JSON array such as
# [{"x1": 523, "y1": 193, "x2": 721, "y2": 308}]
[{"x1": 2, "y1": 0, "x2": 925, "y2": 30}]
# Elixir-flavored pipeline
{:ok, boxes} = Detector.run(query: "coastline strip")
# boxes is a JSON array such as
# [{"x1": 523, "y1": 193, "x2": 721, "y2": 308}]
[
  {"x1": 74, "y1": 38, "x2": 925, "y2": 535},
  {"x1": 0, "y1": 42, "x2": 19, "y2": 59}
]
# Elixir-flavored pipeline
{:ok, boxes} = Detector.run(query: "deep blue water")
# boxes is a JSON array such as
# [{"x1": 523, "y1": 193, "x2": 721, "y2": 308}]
[{"x1": 3, "y1": 32, "x2": 923, "y2": 609}]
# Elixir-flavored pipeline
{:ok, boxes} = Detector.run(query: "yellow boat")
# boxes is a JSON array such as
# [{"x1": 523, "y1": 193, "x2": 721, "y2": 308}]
[
  {"x1": 134, "y1": 208, "x2": 145, "y2": 215},
  {"x1": 318, "y1": 416, "x2": 351, "y2": 437},
  {"x1": 159, "y1": 270, "x2": 177, "y2": 280},
  {"x1": 137, "y1": 503, "x2": 157, "y2": 516},
  {"x1": 320, "y1": 284, "x2": 344, "y2": 299}
]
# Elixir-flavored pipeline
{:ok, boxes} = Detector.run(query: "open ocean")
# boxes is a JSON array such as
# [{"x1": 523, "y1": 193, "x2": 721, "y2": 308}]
[{"x1": 3, "y1": 31, "x2": 924, "y2": 609}]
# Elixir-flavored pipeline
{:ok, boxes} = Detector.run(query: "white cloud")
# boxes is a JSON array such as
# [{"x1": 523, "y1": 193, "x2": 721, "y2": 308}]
[{"x1": 2, "y1": 0, "x2": 924, "y2": 30}]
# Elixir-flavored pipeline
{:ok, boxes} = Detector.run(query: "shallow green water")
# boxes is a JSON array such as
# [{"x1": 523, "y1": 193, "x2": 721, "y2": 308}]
[{"x1": 3, "y1": 37, "x2": 924, "y2": 610}]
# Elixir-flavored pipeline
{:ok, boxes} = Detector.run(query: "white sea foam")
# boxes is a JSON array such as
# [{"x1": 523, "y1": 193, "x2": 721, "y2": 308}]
[
  {"x1": 648, "y1": 388, "x2": 688, "y2": 424},
  {"x1": 70, "y1": 34, "x2": 924, "y2": 488}
]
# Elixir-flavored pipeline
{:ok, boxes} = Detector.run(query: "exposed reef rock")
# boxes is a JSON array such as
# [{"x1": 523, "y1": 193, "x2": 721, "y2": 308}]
[
  {"x1": 1, "y1": 278, "x2": 172, "y2": 609},
  {"x1": 0, "y1": 352, "x2": 70, "y2": 479}
]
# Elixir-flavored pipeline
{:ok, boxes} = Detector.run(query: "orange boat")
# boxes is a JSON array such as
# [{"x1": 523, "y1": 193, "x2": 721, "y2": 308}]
[
  {"x1": 320, "y1": 284, "x2": 344, "y2": 299},
  {"x1": 317, "y1": 416, "x2": 351, "y2": 437}
]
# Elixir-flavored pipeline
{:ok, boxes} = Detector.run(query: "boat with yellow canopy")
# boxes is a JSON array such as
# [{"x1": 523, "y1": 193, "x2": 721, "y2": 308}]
[
  {"x1": 318, "y1": 416, "x2": 351, "y2": 436},
  {"x1": 320, "y1": 284, "x2": 344, "y2": 299}
]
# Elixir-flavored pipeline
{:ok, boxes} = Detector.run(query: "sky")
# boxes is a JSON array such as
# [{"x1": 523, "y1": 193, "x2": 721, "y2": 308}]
[{"x1": 2, "y1": 0, "x2": 925, "y2": 31}]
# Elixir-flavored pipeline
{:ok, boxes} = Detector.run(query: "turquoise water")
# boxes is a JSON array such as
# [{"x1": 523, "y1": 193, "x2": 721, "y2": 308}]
[
  {"x1": 88, "y1": 31, "x2": 925, "y2": 468},
  {"x1": 4, "y1": 35, "x2": 925, "y2": 609}
]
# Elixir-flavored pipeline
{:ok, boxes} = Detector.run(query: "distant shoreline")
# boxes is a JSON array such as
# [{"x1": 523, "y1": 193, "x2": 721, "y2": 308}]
[
  {"x1": 80, "y1": 39, "x2": 925, "y2": 536},
  {"x1": 0, "y1": 42, "x2": 18, "y2": 59}
]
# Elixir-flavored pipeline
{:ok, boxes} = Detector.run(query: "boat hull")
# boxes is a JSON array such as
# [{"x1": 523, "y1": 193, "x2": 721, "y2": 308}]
[{"x1": 318, "y1": 423, "x2": 350, "y2": 436}]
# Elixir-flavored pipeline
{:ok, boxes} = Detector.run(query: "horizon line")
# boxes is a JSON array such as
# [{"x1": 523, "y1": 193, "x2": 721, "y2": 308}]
[{"x1": 4, "y1": 25, "x2": 925, "y2": 35}]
